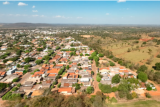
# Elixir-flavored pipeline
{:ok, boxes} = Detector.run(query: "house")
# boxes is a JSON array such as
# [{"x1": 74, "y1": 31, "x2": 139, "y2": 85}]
[
  {"x1": 41, "y1": 80, "x2": 53, "y2": 88},
  {"x1": 61, "y1": 79, "x2": 77, "y2": 87},
  {"x1": 49, "y1": 55, "x2": 62, "y2": 63},
  {"x1": 54, "y1": 64, "x2": 63, "y2": 69},
  {"x1": 99, "y1": 67, "x2": 110, "y2": 74},
  {"x1": 47, "y1": 68, "x2": 60, "y2": 75},
  {"x1": 59, "y1": 58, "x2": 68, "y2": 63},
  {"x1": 6, "y1": 66, "x2": 17, "y2": 75},
  {"x1": 0, "y1": 71, "x2": 6, "y2": 80},
  {"x1": 62, "y1": 73, "x2": 78, "y2": 80},
  {"x1": 29, "y1": 72, "x2": 43, "y2": 83},
  {"x1": 58, "y1": 87, "x2": 75, "y2": 95},
  {"x1": 1, "y1": 46, "x2": 7, "y2": 50}
]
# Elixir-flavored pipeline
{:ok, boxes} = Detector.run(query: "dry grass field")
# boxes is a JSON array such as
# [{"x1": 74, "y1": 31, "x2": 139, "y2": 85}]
[
  {"x1": 83, "y1": 33, "x2": 160, "y2": 71},
  {"x1": 108, "y1": 100, "x2": 160, "y2": 107},
  {"x1": 81, "y1": 35, "x2": 94, "y2": 38}
]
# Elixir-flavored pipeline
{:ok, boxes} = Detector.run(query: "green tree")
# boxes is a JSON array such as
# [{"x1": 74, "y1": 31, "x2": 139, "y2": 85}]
[
  {"x1": 35, "y1": 60, "x2": 43, "y2": 65},
  {"x1": 137, "y1": 72, "x2": 148, "y2": 82},
  {"x1": 86, "y1": 86, "x2": 94, "y2": 94},
  {"x1": 155, "y1": 62, "x2": 160, "y2": 70},
  {"x1": 112, "y1": 74, "x2": 120, "y2": 84}
]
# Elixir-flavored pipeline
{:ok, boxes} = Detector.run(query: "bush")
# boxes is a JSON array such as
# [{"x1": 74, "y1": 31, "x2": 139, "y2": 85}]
[
  {"x1": 118, "y1": 91, "x2": 126, "y2": 98},
  {"x1": 146, "y1": 86, "x2": 152, "y2": 91},
  {"x1": 110, "y1": 97, "x2": 117, "y2": 103},
  {"x1": 109, "y1": 61, "x2": 115, "y2": 66},
  {"x1": 99, "y1": 83, "x2": 112, "y2": 93},
  {"x1": 155, "y1": 62, "x2": 160, "y2": 70},
  {"x1": 86, "y1": 86, "x2": 94, "y2": 94},
  {"x1": 127, "y1": 93, "x2": 133, "y2": 100},
  {"x1": 145, "y1": 92, "x2": 151, "y2": 98},
  {"x1": 131, "y1": 92, "x2": 137, "y2": 98}
]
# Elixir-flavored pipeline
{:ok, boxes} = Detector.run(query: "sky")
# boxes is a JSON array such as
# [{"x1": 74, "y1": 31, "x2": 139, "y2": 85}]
[{"x1": 0, "y1": 1, "x2": 160, "y2": 24}]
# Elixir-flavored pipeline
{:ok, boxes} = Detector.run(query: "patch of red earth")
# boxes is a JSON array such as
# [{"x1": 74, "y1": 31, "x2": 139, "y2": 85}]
[{"x1": 146, "y1": 80, "x2": 160, "y2": 96}]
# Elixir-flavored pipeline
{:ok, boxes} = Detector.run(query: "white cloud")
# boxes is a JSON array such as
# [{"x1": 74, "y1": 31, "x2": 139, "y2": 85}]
[
  {"x1": 3, "y1": 1, "x2": 9, "y2": 5},
  {"x1": 18, "y1": 2, "x2": 28, "y2": 6},
  {"x1": 55, "y1": 15, "x2": 62, "y2": 18},
  {"x1": 40, "y1": 15, "x2": 45, "y2": 17},
  {"x1": 106, "y1": 13, "x2": 109, "y2": 15},
  {"x1": 77, "y1": 17, "x2": 83, "y2": 19},
  {"x1": 32, "y1": 15, "x2": 39, "y2": 17},
  {"x1": 15, "y1": 14, "x2": 21, "y2": 16},
  {"x1": 118, "y1": 0, "x2": 126, "y2": 3},
  {"x1": 32, "y1": 5, "x2": 35, "y2": 8},
  {"x1": 32, "y1": 10, "x2": 38, "y2": 12}
]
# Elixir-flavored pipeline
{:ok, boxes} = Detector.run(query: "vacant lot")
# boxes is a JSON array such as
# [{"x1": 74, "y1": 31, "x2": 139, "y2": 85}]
[{"x1": 108, "y1": 100, "x2": 160, "y2": 107}]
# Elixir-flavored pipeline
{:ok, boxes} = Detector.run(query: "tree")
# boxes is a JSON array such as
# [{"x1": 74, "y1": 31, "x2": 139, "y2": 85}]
[
  {"x1": 99, "y1": 53, "x2": 104, "y2": 57},
  {"x1": 86, "y1": 86, "x2": 94, "y2": 94},
  {"x1": 154, "y1": 72, "x2": 160, "y2": 83},
  {"x1": 24, "y1": 57, "x2": 35, "y2": 63},
  {"x1": 155, "y1": 62, "x2": 160, "y2": 70},
  {"x1": 72, "y1": 83, "x2": 80, "y2": 90},
  {"x1": 57, "y1": 83, "x2": 61, "y2": 88},
  {"x1": 112, "y1": 74, "x2": 120, "y2": 84},
  {"x1": 96, "y1": 75, "x2": 101, "y2": 82},
  {"x1": 91, "y1": 71, "x2": 94, "y2": 75},
  {"x1": 137, "y1": 72, "x2": 148, "y2": 82},
  {"x1": 109, "y1": 61, "x2": 115, "y2": 66},
  {"x1": 137, "y1": 65, "x2": 148, "y2": 73},
  {"x1": 88, "y1": 56, "x2": 93, "y2": 60},
  {"x1": 43, "y1": 55, "x2": 51, "y2": 61},
  {"x1": 66, "y1": 65, "x2": 69, "y2": 70},
  {"x1": 12, "y1": 78, "x2": 19, "y2": 82},
  {"x1": 37, "y1": 48, "x2": 43, "y2": 52},
  {"x1": 35, "y1": 60, "x2": 43, "y2": 65},
  {"x1": 112, "y1": 87, "x2": 118, "y2": 92},
  {"x1": 80, "y1": 53, "x2": 83, "y2": 56},
  {"x1": 16, "y1": 50, "x2": 22, "y2": 56}
]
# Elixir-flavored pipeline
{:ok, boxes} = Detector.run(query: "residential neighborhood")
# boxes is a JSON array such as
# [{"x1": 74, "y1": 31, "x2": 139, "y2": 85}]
[{"x1": 0, "y1": 28, "x2": 160, "y2": 107}]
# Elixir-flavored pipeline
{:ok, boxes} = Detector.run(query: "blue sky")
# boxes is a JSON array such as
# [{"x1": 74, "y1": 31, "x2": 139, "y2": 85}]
[{"x1": 0, "y1": 1, "x2": 160, "y2": 24}]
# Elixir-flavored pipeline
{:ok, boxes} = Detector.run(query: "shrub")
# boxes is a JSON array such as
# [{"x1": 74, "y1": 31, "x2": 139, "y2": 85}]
[
  {"x1": 110, "y1": 97, "x2": 117, "y2": 103},
  {"x1": 127, "y1": 93, "x2": 133, "y2": 100},
  {"x1": 145, "y1": 92, "x2": 151, "y2": 98},
  {"x1": 131, "y1": 92, "x2": 137, "y2": 98},
  {"x1": 109, "y1": 61, "x2": 115, "y2": 66},
  {"x1": 118, "y1": 91, "x2": 126, "y2": 98}
]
